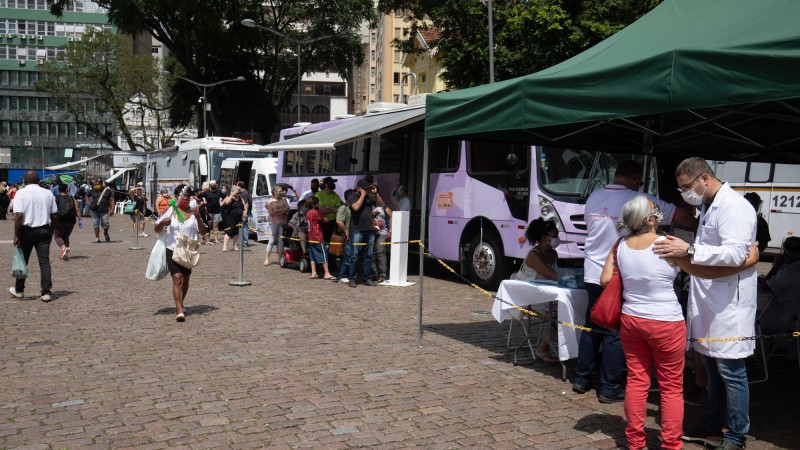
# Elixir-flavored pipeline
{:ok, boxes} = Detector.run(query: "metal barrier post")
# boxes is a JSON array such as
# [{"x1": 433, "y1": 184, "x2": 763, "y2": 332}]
[
  {"x1": 383, "y1": 211, "x2": 414, "y2": 287},
  {"x1": 129, "y1": 211, "x2": 144, "y2": 250},
  {"x1": 229, "y1": 225, "x2": 251, "y2": 286}
]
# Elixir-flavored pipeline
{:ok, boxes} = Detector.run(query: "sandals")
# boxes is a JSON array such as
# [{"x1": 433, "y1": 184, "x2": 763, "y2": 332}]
[
  {"x1": 323, "y1": 276, "x2": 336, "y2": 281},
  {"x1": 309, "y1": 274, "x2": 320, "y2": 279}
]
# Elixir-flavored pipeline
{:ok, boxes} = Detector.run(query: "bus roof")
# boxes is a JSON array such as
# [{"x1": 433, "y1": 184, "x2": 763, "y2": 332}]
[
  {"x1": 263, "y1": 105, "x2": 425, "y2": 152},
  {"x1": 154, "y1": 136, "x2": 259, "y2": 152}
]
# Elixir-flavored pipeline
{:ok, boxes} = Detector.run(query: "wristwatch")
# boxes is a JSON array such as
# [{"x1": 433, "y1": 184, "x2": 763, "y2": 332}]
[{"x1": 686, "y1": 244, "x2": 695, "y2": 257}]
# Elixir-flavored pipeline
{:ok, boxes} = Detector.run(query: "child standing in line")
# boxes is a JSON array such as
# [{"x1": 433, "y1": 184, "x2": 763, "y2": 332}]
[{"x1": 304, "y1": 197, "x2": 335, "y2": 280}]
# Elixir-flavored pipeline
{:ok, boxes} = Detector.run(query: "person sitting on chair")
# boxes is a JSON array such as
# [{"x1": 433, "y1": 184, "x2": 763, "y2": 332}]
[{"x1": 760, "y1": 236, "x2": 800, "y2": 352}]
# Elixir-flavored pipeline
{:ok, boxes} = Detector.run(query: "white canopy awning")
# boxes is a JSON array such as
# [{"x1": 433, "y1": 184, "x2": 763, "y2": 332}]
[
  {"x1": 261, "y1": 106, "x2": 425, "y2": 152},
  {"x1": 105, "y1": 167, "x2": 135, "y2": 183},
  {"x1": 45, "y1": 154, "x2": 104, "y2": 170}
]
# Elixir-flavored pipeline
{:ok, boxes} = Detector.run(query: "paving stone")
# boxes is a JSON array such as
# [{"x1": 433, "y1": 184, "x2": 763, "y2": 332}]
[{"x1": 0, "y1": 216, "x2": 796, "y2": 449}]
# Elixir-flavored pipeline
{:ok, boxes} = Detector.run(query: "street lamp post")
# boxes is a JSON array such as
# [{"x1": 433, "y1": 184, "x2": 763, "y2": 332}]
[
  {"x1": 241, "y1": 18, "x2": 349, "y2": 125},
  {"x1": 162, "y1": 72, "x2": 245, "y2": 138}
]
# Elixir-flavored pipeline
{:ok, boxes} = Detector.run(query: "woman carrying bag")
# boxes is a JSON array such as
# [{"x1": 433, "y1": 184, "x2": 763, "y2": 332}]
[
  {"x1": 154, "y1": 185, "x2": 206, "y2": 322},
  {"x1": 600, "y1": 196, "x2": 759, "y2": 450}
]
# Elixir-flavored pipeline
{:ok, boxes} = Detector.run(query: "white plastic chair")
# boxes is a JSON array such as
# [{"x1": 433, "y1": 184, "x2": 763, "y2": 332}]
[{"x1": 115, "y1": 200, "x2": 128, "y2": 215}]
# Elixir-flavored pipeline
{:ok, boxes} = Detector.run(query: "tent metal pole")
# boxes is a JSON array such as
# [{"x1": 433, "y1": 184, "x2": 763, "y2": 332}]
[{"x1": 418, "y1": 138, "x2": 430, "y2": 348}]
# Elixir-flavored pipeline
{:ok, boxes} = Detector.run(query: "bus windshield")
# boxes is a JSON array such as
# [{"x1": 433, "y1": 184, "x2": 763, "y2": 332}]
[
  {"x1": 537, "y1": 147, "x2": 648, "y2": 198},
  {"x1": 210, "y1": 149, "x2": 260, "y2": 181}
]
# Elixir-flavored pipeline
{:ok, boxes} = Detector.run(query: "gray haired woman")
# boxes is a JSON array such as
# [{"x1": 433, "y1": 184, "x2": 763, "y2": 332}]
[{"x1": 264, "y1": 184, "x2": 289, "y2": 266}]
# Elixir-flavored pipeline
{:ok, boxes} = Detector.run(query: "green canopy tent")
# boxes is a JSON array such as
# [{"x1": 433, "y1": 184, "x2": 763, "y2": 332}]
[
  {"x1": 414, "y1": 0, "x2": 800, "y2": 346},
  {"x1": 425, "y1": 0, "x2": 800, "y2": 163}
]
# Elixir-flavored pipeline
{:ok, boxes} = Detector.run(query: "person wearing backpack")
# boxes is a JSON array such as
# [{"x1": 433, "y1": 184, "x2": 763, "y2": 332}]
[{"x1": 53, "y1": 183, "x2": 81, "y2": 260}]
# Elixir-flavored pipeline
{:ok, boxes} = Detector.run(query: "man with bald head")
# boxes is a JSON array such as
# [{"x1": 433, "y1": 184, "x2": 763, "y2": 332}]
[{"x1": 10, "y1": 170, "x2": 58, "y2": 302}]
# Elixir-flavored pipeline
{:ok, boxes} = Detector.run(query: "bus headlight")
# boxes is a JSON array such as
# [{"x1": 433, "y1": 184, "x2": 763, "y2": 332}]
[{"x1": 539, "y1": 196, "x2": 564, "y2": 231}]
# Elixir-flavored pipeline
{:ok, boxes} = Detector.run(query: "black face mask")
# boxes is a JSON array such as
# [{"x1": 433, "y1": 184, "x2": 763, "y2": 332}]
[{"x1": 326, "y1": 182, "x2": 335, "y2": 190}]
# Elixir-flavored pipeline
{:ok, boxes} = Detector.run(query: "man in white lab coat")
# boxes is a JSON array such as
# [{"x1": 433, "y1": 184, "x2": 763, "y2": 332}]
[{"x1": 654, "y1": 157, "x2": 757, "y2": 450}]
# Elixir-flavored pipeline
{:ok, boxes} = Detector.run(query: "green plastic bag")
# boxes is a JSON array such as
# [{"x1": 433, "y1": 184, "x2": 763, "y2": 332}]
[{"x1": 11, "y1": 246, "x2": 28, "y2": 279}]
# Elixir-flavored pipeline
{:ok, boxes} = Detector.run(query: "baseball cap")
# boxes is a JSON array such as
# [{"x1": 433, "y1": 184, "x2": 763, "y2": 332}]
[
  {"x1": 322, "y1": 176, "x2": 338, "y2": 184},
  {"x1": 356, "y1": 178, "x2": 370, "y2": 190},
  {"x1": 136, "y1": 182, "x2": 143, "y2": 186}
]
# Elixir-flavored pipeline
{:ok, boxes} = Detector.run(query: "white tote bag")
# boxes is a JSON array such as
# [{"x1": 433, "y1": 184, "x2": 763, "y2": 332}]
[
  {"x1": 171, "y1": 232, "x2": 200, "y2": 269},
  {"x1": 145, "y1": 232, "x2": 169, "y2": 281}
]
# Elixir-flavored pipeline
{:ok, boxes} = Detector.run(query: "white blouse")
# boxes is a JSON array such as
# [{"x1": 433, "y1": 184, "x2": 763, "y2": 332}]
[
  {"x1": 617, "y1": 236, "x2": 683, "y2": 322},
  {"x1": 158, "y1": 207, "x2": 199, "y2": 251}
]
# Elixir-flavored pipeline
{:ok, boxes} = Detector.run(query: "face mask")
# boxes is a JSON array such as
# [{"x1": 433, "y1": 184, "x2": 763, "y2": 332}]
[
  {"x1": 178, "y1": 198, "x2": 191, "y2": 210},
  {"x1": 549, "y1": 237, "x2": 560, "y2": 249},
  {"x1": 648, "y1": 208, "x2": 664, "y2": 223},
  {"x1": 681, "y1": 183, "x2": 706, "y2": 206},
  {"x1": 94, "y1": 185, "x2": 102, "y2": 191},
  {"x1": 221, "y1": 188, "x2": 228, "y2": 194}
]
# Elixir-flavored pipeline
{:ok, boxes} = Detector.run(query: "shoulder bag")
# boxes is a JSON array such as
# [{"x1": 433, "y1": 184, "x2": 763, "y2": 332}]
[
  {"x1": 590, "y1": 238, "x2": 624, "y2": 331},
  {"x1": 171, "y1": 222, "x2": 200, "y2": 269},
  {"x1": 329, "y1": 233, "x2": 345, "y2": 257}
]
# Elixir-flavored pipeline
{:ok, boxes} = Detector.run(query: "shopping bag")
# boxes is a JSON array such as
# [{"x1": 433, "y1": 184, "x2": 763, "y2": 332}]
[
  {"x1": 590, "y1": 238, "x2": 623, "y2": 330},
  {"x1": 145, "y1": 233, "x2": 169, "y2": 281},
  {"x1": 171, "y1": 233, "x2": 200, "y2": 269},
  {"x1": 11, "y1": 246, "x2": 28, "y2": 279}
]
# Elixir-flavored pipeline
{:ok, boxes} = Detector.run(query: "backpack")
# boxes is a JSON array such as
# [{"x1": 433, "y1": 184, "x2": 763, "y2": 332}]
[
  {"x1": 57, "y1": 195, "x2": 77, "y2": 220},
  {"x1": 77, "y1": 185, "x2": 87, "y2": 198}
]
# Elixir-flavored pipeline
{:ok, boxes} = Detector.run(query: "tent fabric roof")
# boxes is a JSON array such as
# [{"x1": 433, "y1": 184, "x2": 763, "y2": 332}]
[
  {"x1": 262, "y1": 106, "x2": 425, "y2": 152},
  {"x1": 45, "y1": 154, "x2": 104, "y2": 170},
  {"x1": 425, "y1": 0, "x2": 800, "y2": 162}
]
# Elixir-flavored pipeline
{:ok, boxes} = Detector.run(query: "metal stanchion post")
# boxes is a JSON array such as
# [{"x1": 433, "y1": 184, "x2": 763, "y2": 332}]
[
  {"x1": 229, "y1": 224, "x2": 251, "y2": 286},
  {"x1": 129, "y1": 211, "x2": 144, "y2": 250}
]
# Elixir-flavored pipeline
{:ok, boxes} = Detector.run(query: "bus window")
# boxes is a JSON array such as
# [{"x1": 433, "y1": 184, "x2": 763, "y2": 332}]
[
  {"x1": 283, "y1": 151, "x2": 305, "y2": 175},
  {"x1": 256, "y1": 173, "x2": 270, "y2": 196},
  {"x1": 333, "y1": 140, "x2": 367, "y2": 173},
  {"x1": 377, "y1": 128, "x2": 405, "y2": 173},
  {"x1": 319, "y1": 150, "x2": 332, "y2": 174},
  {"x1": 429, "y1": 138, "x2": 460, "y2": 172},
  {"x1": 219, "y1": 167, "x2": 235, "y2": 190}
]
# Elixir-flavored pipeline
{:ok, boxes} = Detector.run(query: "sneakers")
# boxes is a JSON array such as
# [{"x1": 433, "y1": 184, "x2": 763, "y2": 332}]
[
  {"x1": 60, "y1": 246, "x2": 67, "y2": 260},
  {"x1": 681, "y1": 426, "x2": 723, "y2": 448},
  {"x1": 94, "y1": 238, "x2": 101, "y2": 243},
  {"x1": 40, "y1": 293, "x2": 52, "y2": 302},
  {"x1": 572, "y1": 383, "x2": 591, "y2": 394},
  {"x1": 598, "y1": 392, "x2": 625, "y2": 404},
  {"x1": 9, "y1": 287, "x2": 23, "y2": 299},
  {"x1": 348, "y1": 280, "x2": 357, "y2": 288},
  {"x1": 338, "y1": 277, "x2": 350, "y2": 283},
  {"x1": 363, "y1": 280, "x2": 378, "y2": 287},
  {"x1": 138, "y1": 233, "x2": 149, "y2": 238},
  {"x1": 176, "y1": 313, "x2": 185, "y2": 322},
  {"x1": 715, "y1": 440, "x2": 746, "y2": 450},
  {"x1": 377, "y1": 276, "x2": 386, "y2": 283},
  {"x1": 64, "y1": 247, "x2": 70, "y2": 261}
]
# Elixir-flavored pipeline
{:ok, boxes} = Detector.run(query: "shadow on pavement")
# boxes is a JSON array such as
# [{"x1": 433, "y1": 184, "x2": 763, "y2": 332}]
[{"x1": 154, "y1": 305, "x2": 219, "y2": 316}]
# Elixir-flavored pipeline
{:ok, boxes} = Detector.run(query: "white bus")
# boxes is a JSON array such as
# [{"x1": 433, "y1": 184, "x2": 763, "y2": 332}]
[
  {"x1": 712, "y1": 160, "x2": 800, "y2": 248},
  {"x1": 145, "y1": 136, "x2": 269, "y2": 203}
]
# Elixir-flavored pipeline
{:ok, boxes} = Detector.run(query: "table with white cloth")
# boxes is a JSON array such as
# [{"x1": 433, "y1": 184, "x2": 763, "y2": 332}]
[{"x1": 492, "y1": 279, "x2": 589, "y2": 380}]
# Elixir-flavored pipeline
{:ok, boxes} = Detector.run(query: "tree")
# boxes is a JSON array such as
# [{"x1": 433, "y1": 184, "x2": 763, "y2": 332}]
[
  {"x1": 50, "y1": 0, "x2": 376, "y2": 142},
  {"x1": 378, "y1": 0, "x2": 661, "y2": 89},
  {"x1": 35, "y1": 28, "x2": 168, "y2": 151}
]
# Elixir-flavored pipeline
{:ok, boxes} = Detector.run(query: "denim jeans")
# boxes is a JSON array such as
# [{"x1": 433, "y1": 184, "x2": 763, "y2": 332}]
[
  {"x1": 573, "y1": 282, "x2": 625, "y2": 397},
  {"x1": 338, "y1": 240, "x2": 352, "y2": 280},
  {"x1": 15, "y1": 225, "x2": 53, "y2": 295},
  {"x1": 702, "y1": 355, "x2": 750, "y2": 447},
  {"x1": 349, "y1": 229, "x2": 375, "y2": 283}
]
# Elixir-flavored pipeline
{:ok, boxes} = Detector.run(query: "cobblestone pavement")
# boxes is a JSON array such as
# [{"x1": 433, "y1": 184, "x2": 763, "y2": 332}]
[{"x1": 1, "y1": 217, "x2": 798, "y2": 449}]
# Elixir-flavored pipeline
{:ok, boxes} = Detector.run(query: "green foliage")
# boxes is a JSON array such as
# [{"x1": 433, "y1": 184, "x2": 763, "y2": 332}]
[
  {"x1": 52, "y1": 0, "x2": 375, "y2": 141},
  {"x1": 378, "y1": 0, "x2": 661, "y2": 89},
  {"x1": 35, "y1": 28, "x2": 161, "y2": 151}
]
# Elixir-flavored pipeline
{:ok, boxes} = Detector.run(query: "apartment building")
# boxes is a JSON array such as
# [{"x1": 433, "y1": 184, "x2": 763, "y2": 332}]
[{"x1": 0, "y1": 0, "x2": 118, "y2": 181}]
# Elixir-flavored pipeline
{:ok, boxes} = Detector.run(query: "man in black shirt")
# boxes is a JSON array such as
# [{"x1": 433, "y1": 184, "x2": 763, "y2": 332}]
[
  {"x1": 88, "y1": 180, "x2": 115, "y2": 242},
  {"x1": 202, "y1": 180, "x2": 223, "y2": 244},
  {"x1": 346, "y1": 178, "x2": 384, "y2": 287}
]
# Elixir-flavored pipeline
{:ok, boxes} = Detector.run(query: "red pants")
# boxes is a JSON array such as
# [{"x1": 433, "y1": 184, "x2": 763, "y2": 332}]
[{"x1": 620, "y1": 314, "x2": 686, "y2": 450}]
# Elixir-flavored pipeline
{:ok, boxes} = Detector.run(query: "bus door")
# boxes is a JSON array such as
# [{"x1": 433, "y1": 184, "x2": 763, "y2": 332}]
[{"x1": 234, "y1": 160, "x2": 254, "y2": 189}]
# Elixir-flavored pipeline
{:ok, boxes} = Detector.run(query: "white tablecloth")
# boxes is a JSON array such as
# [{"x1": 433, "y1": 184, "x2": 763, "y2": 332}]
[{"x1": 492, "y1": 279, "x2": 589, "y2": 361}]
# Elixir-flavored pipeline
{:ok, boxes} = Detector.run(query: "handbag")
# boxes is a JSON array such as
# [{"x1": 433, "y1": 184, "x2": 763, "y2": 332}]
[
  {"x1": 145, "y1": 232, "x2": 169, "y2": 281},
  {"x1": 171, "y1": 232, "x2": 200, "y2": 269},
  {"x1": 590, "y1": 238, "x2": 624, "y2": 331},
  {"x1": 328, "y1": 233, "x2": 345, "y2": 257},
  {"x1": 123, "y1": 202, "x2": 136, "y2": 215},
  {"x1": 11, "y1": 246, "x2": 28, "y2": 279}
]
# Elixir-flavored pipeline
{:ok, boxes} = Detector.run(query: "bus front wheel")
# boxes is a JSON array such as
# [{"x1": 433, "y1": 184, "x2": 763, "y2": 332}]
[{"x1": 467, "y1": 234, "x2": 504, "y2": 291}]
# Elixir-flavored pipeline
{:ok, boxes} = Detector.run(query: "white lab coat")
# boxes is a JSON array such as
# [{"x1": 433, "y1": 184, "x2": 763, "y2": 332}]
[{"x1": 688, "y1": 183, "x2": 758, "y2": 358}]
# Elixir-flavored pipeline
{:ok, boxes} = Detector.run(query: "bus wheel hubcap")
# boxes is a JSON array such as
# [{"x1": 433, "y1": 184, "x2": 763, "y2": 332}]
[{"x1": 472, "y1": 243, "x2": 496, "y2": 280}]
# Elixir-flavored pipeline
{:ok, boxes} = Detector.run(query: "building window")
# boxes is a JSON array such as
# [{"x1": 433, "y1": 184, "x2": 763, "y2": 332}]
[
  {"x1": 370, "y1": 67, "x2": 376, "y2": 77},
  {"x1": 421, "y1": 72, "x2": 427, "y2": 83},
  {"x1": 393, "y1": 72, "x2": 400, "y2": 84},
  {"x1": 394, "y1": 50, "x2": 402, "y2": 63},
  {"x1": 370, "y1": 84, "x2": 375, "y2": 94},
  {"x1": 370, "y1": 50, "x2": 375, "y2": 60}
]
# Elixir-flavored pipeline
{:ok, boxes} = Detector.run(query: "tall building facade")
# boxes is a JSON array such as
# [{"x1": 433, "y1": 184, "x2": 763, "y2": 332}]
[{"x1": 0, "y1": 1, "x2": 117, "y2": 182}]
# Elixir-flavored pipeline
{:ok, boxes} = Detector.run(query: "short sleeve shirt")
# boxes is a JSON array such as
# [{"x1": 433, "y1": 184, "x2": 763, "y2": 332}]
[
  {"x1": 336, "y1": 204, "x2": 351, "y2": 232},
  {"x1": 89, "y1": 188, "x2": 113, "y2": 214},
  {"x1": 201, "y1": 189, "x2": 222, "y2": 214},
  {"x1": 12, "y1": 184, "x2": 58, "y2": 227},
  {"x1": 315, "y1": 190, "x2": 342, "y2": 220},
  {"x1": 347, "y1": 192, "x2": 375, "y2": 232}
]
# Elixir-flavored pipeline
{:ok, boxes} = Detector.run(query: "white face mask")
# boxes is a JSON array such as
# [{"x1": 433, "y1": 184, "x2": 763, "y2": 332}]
[
  {"x1": 681, "y1": 183, "x2": 706, "y2": 206},
  {"x1": 549, "y1": 237, "x2": 560, "y2": 249}
]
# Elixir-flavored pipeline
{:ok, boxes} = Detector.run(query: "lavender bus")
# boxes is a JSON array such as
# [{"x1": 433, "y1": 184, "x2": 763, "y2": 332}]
[{"x1": 270, "y1": 102, "x2": 657, "y2": 289}]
